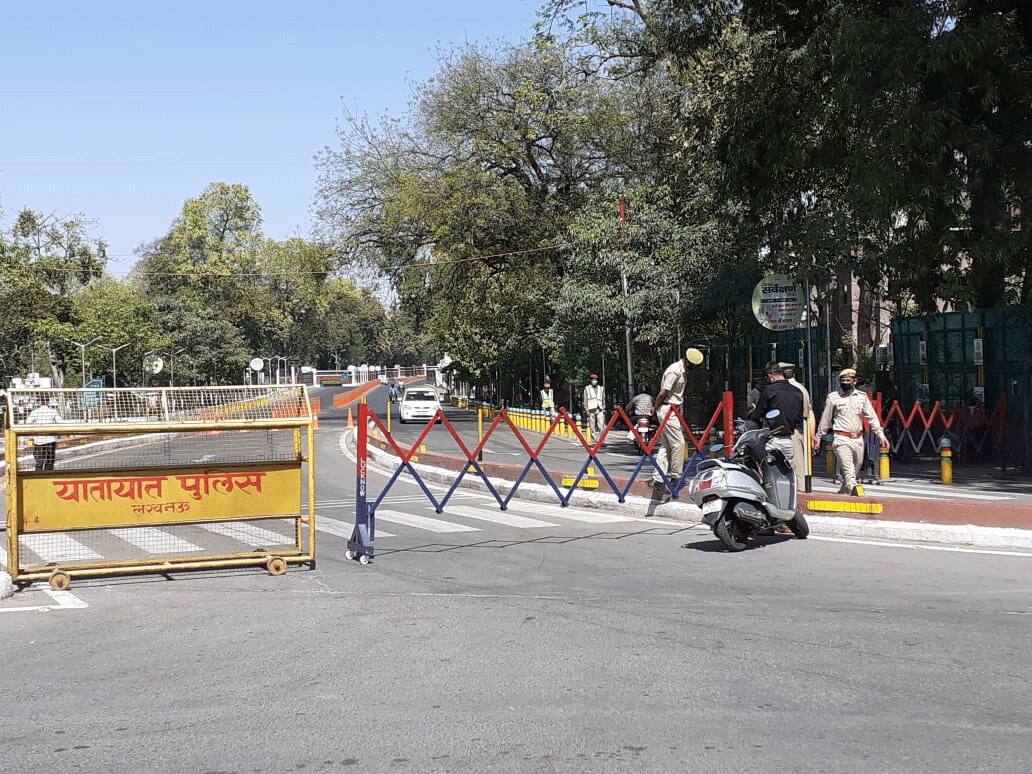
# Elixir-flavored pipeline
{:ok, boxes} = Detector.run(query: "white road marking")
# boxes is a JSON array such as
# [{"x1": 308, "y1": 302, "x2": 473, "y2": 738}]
[
  {"x1": 505, "y1": 502, "x2": 632, "y2": 524},
  {"x1": 810, "y1": 535, "x2": 1032, "y2": 557},
  {"x1": 20, "y1": 534, "x2": 101, "y2": 563},
  {"x1": 109, "y1": 527, "x2": 203, "y2": 554},
  {"x1": 443, "y1": 505, "x2": 556, "y2": 529},
  {"x1": 201, "y1": 523, "x2": 292, "y2": 547},
  {"x1": 0, "y1": 583, "x2": 89, "y2": 613},
  {"x1": 374, "y1": 509, "x2": 480, "y2": 533},
  {"x1": 314, "y1": 517, "x2": 396, "y2": 539}
]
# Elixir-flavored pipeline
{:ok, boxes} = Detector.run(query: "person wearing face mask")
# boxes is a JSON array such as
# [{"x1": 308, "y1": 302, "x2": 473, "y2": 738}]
[
  {"x1": 582, "y1": 373, "x2": 606, "y2": 442},
  {"x1": 816, "y1": 368, "x2": 888, "y2": 496}
]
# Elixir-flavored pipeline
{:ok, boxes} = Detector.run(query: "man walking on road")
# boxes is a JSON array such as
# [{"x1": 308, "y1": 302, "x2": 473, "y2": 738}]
[
  {"x1": 26, "y1": 399, "x2": 63, "y2": 471},
  {"x1": 582, "y1": 373, "x2": 606, "y2": 442},
  {"x1": 816, "y1": 368, "x2": 888, "y2": 496},
  {"x1": 650, "y1": 348, "x2": 705, "y2": 501},
  {"x1": 780, "y1": 362, "x2": 815, "y2": 492},
  {"x1": 540, "y1": 380, "x2": 557, "y2": 419}
]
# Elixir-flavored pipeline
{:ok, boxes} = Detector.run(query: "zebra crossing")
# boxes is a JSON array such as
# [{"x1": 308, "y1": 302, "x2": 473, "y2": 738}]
[{"x1": 4, "y1": 494, "x2": 676, "y2": 567}]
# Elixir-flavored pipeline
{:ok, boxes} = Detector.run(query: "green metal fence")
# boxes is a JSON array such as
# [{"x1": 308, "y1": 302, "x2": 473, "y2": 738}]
[{"x1": 891, "y1": 309, "x2": 1026, "y2": 410}]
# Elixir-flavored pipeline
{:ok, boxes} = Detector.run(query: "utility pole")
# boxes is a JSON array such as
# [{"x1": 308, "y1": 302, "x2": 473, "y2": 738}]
[
  {"x1": 109, "y1": 342, "x2": 130, "y2": 388},
  {"x1": 619, "y1": 198, "x2": 635, "y2": 400},
  {"x1": 68, "y1": 336, "x2": 103, "y2": 386}
]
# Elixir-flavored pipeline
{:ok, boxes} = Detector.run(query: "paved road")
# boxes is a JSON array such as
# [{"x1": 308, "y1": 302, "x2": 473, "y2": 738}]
[{"x1": 3, "y1": 381, "x2": 1031, "y2": 772}]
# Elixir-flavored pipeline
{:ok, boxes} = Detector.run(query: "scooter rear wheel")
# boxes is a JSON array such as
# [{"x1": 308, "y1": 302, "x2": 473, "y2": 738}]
[{"x1": 714, "y1": 516, "x2": 748, "y2": 552}]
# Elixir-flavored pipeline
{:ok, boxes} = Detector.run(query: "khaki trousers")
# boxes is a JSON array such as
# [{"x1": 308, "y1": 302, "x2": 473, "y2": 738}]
[
  {"x1": 833, "y1": 435, "x2": 865, "y2": 490},
  {"x1": 790, "y1": 430, "x2": 807, "y2": 493},
  {"x1": 651, "y1": 404, "x2": 686, "y2": 485},
  {"x1": 587, "y1": 409, "x2": 606, "y2": 440}
]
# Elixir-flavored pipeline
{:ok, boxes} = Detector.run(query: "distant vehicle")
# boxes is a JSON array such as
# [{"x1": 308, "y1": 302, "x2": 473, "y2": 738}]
[{"x1": 398, "y1": 386, "x2": 442, "y2": 425}]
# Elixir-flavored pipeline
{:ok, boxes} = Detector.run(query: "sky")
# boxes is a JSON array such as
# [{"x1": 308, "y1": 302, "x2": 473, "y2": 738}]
[{"x1": 0, "y1": 0, "x2": 541, "y2": 276}]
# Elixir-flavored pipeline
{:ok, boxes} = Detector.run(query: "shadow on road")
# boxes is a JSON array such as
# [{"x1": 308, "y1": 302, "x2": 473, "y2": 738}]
[
  {"x1": 365, "y1": 524, "x2": 704, "y2": 560},
  {"x1": 682, "y1": 535, "x2": 793, "y2": 553}
]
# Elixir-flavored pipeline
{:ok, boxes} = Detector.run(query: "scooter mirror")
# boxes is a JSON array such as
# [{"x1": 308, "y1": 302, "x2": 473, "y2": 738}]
[
  {"x1": 709, "y1": 443, "x2": 724, "y2": 454},
  {"x1": 764, "y1": 408, "x2": 781, "y2": 420}
]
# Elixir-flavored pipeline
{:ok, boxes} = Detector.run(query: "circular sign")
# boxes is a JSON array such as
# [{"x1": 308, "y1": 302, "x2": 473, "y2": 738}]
[
  {"x1": 144, "y1": 355, "x2": 164, "y2": 375},
  {"x1": 249, "y1": 357, "x2": 265, "y2": 372},
  {"x1": 751, "y1": 274, "x2": 805, "y2": 331}
]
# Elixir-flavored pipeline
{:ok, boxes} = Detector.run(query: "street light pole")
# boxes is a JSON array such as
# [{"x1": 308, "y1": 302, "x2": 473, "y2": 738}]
[
  {"x1": 68, "y1": 336, "x2": 103, "y2": 386},
  {"x1": 110, "y1": 342, "x2": 130, "y2": 388}
]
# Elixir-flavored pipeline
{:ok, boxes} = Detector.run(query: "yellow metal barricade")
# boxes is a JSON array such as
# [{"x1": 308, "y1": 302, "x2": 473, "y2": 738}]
[{"x1": 4, "y1": 385, "x2": 317, "y2": 589}]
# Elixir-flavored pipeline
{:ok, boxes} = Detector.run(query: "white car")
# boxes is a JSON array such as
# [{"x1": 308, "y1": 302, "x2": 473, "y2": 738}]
[{"x1": 398, "y1": 386, "x2": 442, "y2": 424}]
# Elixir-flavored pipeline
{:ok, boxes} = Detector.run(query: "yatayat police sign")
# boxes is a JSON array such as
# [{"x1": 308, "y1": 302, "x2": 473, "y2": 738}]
[{"x1": 751, "y1": 275, "x2": 805, "y2": 331}]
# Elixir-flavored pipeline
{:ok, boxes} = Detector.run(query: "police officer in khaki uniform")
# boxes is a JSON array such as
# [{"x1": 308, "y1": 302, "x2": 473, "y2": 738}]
[
  {"x1": 816, "y1": 368, "x2": 887, "y2": 496},
  {"x1": 650, "y1": 348, "x2": 705, "y2": 500},
  {"x1": 582, "y1": 373, "x2": 606, "y2": 442},
  {"x1": 780, "y1": 362, "x2": 815, "y2": 492}
]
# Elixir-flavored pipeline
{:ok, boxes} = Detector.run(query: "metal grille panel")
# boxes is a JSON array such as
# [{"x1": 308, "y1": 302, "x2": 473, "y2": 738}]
[{"x1": 8, "y1": 386, "x2": 310, "y2": 428}]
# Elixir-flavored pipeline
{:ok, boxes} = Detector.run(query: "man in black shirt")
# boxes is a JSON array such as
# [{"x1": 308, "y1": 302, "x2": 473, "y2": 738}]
[{"x1": 751, "y1": 362, "x2": 804, "y2": 461}]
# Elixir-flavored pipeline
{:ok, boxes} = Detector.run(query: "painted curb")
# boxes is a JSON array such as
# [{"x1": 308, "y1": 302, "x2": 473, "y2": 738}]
[{"x1": 351, "y1": 429, "x2": 1032, "y2": 552}]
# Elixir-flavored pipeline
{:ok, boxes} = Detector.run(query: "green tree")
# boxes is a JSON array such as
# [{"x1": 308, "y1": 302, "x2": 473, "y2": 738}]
[{"x1": 1, "y1": 208, "x2": 106, "y2": 386}]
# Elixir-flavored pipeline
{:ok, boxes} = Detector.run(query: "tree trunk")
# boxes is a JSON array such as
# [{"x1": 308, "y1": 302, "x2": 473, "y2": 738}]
[{"x1": 47, "y1": 343, "x2": 65, "y2": 388}]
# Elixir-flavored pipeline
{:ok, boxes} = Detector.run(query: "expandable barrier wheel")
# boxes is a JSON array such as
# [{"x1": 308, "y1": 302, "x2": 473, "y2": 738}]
[
  {"x1": 49, "y1": 571, "x2": 72, "y2": 590},
  {"x1": 266, "y1": 557, "x2": 288, "y2": 576}
]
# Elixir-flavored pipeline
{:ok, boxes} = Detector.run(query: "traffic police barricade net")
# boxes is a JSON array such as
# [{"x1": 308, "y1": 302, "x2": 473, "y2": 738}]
[
  {"x1": 4, "y1": 386, "x2": 316, "y2": 589},
  {"x1": 347, "y1": 392, "x2": 735, "y2": 562}
]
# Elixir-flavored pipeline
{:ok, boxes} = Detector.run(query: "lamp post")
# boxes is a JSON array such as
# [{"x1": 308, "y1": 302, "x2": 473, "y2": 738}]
[
  {"x1": 68, "y1": 336, "x2": 103, "y2": 386},
  {"x1": 109, "y1": 342, "x2": 130, "y2": 388},
  {"x1": 274, "y1": 356, "x2": 290, "y2": 385}
]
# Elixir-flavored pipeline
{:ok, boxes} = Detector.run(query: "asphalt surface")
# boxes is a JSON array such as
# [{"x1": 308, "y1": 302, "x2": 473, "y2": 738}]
[{"x1": 2, "y1": 382, "x2": 1031, "y2": 773}]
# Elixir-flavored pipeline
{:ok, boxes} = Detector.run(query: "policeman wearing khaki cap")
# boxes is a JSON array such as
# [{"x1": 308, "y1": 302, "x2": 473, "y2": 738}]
[
  {"x1": 650, "y1": 348, "x2": 705, "y2": 501},
  {"x1": 816, "y1": 368, "x2": 886, "y2": 495},
  {"x1": 778, "y1": 362, "x2": 815, "y2": 491}
]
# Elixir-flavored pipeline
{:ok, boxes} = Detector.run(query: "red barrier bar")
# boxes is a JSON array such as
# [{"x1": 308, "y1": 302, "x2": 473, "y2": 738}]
[{"x1": 722, "y1": 390, "x2": 734, "y2": 459}]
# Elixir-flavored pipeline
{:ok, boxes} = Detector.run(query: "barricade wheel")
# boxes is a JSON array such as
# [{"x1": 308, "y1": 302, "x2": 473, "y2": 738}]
[
  {"x1": 345, "y1": 549, "x2": 356, "y2": 560},
  {"x1": 358, "y1": 554, "x2": 371, "y2": 566},
  {"x1": 49, "y1": 571, "x2": 71, "y2": 591},
  {"x1": 266, "y1": 557, "x2": 288, "y2": 576}
]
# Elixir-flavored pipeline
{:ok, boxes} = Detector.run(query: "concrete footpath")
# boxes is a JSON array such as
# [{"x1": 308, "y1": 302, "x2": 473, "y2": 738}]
[{"x1": 352, "y1": 427, "x2": 1032, "y2": 552}]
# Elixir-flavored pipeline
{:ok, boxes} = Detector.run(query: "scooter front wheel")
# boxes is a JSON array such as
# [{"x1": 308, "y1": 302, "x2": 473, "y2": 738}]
[
  {"x1": 788, "y1": 510, "x2": 809, "y2": 539},
  {"x1": 714, "y1": 515, "x2": 748, "y2": 552}
]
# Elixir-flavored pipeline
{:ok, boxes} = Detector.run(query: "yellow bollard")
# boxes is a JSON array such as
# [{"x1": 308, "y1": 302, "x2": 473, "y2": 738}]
[
  {"x1": 940, "y1": 437, "x2": 953, "y2": 484},
  {"x1": 386, "y1": 400, "x2": 392, "y2": 434},
  {"x1": 825, "y1": 435, "x2": 836, "y2": 476},
  {"x1": 879, "y1": 446, "x2": 891, "y2": 480}
]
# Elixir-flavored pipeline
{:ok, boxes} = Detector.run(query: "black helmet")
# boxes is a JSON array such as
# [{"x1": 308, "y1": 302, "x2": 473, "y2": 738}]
[{"x1": 637, "y1": 383, "x2": 649, "y2": 394}]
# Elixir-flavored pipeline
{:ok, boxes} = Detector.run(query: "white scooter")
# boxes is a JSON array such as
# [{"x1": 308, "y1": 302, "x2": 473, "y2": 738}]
[{"x1": 686, "y1": 409, "x2": 809, "y2": 552}]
